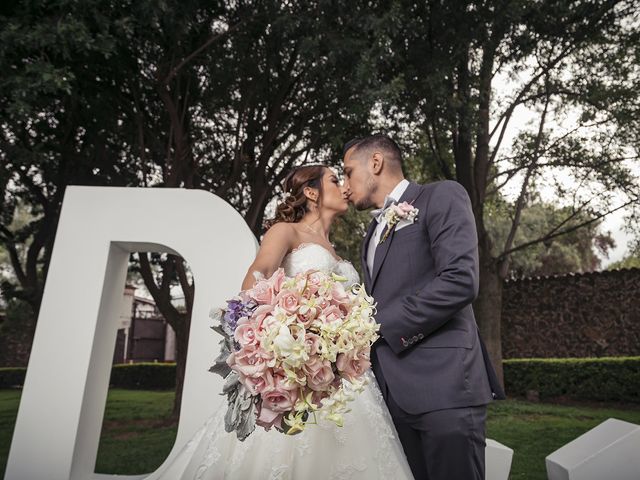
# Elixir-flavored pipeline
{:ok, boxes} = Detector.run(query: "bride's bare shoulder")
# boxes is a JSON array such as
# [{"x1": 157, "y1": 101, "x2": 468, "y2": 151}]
[
  {"x1": 262, "y1": 222, "x2": 299, "y2": 247},
  {"x1": 264, "y1": 221, "x2": 296, "y2": 236}
]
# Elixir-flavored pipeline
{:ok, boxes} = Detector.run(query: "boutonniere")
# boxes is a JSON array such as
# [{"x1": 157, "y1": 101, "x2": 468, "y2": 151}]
[{"x1": 379, "y1": 201, "x2": 419, "y2": 244}]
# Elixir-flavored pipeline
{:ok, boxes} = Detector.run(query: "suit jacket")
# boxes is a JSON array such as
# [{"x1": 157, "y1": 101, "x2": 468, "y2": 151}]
[{"x1": 363, "y1": 180, "x2": 505, "y2": 414}]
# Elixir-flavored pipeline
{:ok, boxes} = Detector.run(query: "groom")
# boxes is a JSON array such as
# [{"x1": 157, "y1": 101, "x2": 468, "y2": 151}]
[{"x1": 342, "y1": 134, "x2": 505, "y2": 480}]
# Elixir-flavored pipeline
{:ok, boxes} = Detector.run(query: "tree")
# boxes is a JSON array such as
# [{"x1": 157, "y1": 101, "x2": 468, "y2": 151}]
[
  {"x1": 113, "y1": 0, "x2": 382, "y2": 417},
  {"x1": 608, "y1": 254, "x2": 640, "y2": 269},
  {"x1": 0, "y1": 0, "x2": 142, "y2": 319},
  {"x1": 1, "y1": 0, "x2": 382, "y2": 416},
  {"x1": 608, "y1": 241, "x2": 640, "y2": 269},
  {"x1": 485, "y1": 196, "x2": 616, "y2": 278},
  {"x1": 378, "y1": 0, "x2": 640, "y2": 381}
]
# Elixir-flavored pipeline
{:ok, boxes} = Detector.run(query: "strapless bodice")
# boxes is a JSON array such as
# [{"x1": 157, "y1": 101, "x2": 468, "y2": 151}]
[{"x1": 281, "y1": 243, "x2": 360, "y2": 288}]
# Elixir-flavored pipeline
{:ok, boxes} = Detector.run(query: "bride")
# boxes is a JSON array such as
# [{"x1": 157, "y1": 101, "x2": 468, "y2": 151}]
[{"x1": 176, "y1": 164, "x2": 414, "y2": 480}]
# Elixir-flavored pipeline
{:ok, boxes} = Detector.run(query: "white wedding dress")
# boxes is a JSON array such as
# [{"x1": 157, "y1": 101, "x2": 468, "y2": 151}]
[{"x1": 175, "y1": 243, "x2": 414, "y2": 480}]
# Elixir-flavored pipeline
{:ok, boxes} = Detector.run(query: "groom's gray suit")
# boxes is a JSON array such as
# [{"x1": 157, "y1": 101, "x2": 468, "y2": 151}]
[{"x1": 363, "y1": 179, "x2": 505, "y2": 480}]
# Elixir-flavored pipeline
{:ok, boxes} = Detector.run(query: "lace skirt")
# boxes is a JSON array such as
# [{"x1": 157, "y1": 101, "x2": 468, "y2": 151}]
[{"x1": 174, "y1": 371, "x2": 414, "y2": 480}]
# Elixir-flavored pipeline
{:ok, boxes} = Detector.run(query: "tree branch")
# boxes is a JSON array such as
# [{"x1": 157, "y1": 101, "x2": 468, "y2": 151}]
[
  {"x1": 174, "y1": 256, "x2": 194, "y2": 315},
  {"x1": 501, "y1": 196, "x2": 638, "y2": 258},
  {"x1": 488, "y1": 45, "x2": 576, "y2": 165},
  {"x1": 138, "y1": 252, "x2": 182, "y2": 321},
  {"x1": 499, "y1": 82, "x2": 551, "y2": 276},
  {"x1": 162, "y1": 20, "x2": 242, "y2": 86},
  {"x1": 427, "y1": 119, "x2": 453, "y2": 179},
  {"x1": 0, "y1": 226, "x2": 27, "y2": 287}
]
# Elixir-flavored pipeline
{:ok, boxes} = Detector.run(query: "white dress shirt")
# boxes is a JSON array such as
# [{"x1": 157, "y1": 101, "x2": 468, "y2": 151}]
[{"x1": 366, "y1": 179, "x2": 410, "y2": 275}]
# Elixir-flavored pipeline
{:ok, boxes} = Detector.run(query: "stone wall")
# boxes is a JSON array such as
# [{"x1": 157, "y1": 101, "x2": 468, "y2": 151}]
[
  {"x1": 3, "y1": 268, "x2": 639, "y2": 365},
  {"x1": 0, "y1": 300, "x2": 36, "y2": 368},
  {"x1": 501, "y1": 268, "x2": 640, "y2": 358},
  {"x1": 0, "y1": 324, "x2": 35, "y2": 367}
]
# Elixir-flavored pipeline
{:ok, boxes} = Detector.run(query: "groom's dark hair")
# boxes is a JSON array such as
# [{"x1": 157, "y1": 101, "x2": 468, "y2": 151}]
[
  {"x1": 342, "y1": 137, "x2": 363, "y2": 155},
  {"x1": 342, "y1": 134, "x2": 403, "y2": 169}
]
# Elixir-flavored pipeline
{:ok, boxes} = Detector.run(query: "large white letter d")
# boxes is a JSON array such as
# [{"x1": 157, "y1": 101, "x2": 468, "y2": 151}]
[{"x1": 5, "y1": 187, "x2": 257, "y2": 480}]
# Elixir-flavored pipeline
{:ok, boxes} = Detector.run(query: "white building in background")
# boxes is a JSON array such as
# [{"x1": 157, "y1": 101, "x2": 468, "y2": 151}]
[{"x1": 114, "y1": 285, "x2": 177, "y2": 363}]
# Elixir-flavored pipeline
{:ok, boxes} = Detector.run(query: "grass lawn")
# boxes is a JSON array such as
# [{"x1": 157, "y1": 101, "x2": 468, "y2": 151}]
[
  {"x1": 1, "y1": 389, "x2": 639, "y2": 479},
  {"x1": 487, "y1": 399, "x2": 640, "y2": 479}
]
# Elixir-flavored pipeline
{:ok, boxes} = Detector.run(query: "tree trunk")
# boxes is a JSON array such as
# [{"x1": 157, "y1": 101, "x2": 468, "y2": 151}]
[
  {"x1": 453, "y1": 46, "x2": 475, "y2": 195},
  {"x1": 171, "y1": 316, "x2": 190, "y2": 420},
  {"x1": 474, "y1": 237, "x2": 505, "y2": 387},
  {"x1": 245, "y1": 180, "x2": 272, "y2": 235},
  {"x1": 138, "y1": 253, "x2": 192, "y2": 420}
]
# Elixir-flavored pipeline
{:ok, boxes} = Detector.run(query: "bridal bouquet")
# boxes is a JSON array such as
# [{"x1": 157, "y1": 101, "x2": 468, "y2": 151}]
[{"x1": 209, "y1": 267, "x2": 379, "y2": 441}]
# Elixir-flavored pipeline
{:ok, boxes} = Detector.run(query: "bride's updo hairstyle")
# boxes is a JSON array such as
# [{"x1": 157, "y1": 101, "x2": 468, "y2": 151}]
[{"x1": 266, "y1": 164, "x2": 326, "y2": 229}]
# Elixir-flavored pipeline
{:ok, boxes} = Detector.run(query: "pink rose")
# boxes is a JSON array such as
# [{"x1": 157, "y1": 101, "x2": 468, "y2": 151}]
[
  {"x1": 303, "y1": 356, "x2": 335, "y2": 391},
  {"x1": 301, "y1": 288, "x2": 315, "y2": 300},
  {"x1": 330, "y1": 282, "x2": 349, "y2": 305},
  {"x1": 321, "y1": 304, "x2": 343, "y2": 323},
  {"x1": 336, "y1": 350, "x2": 371, "y2": 382},
  {"x1": 390, "y1": 204, "x2": 405, "y2": 216},
  {"x1": 317, "y1": 297, "x2": 329, "y2": 310},
  {"x1": 397, "y1": 201, "x2": 414, "y2": 214},
  {"x1": 337, "y1": 303, "x2": 350, "y2": 316},
  {"x1": 305, "y1": 271, "x2": 324, "y2": 290},
  {"x1": 269, "y1": 268, "x2": 286, "y2": 293},
  {"x1": 256, "y1": 403, "x2": 283, "y2": 431},
  {"x1": 234, "y1": 320, "x2": 259, "y2": 347},
  {"x1": 296, "y1": 299, "x2": 320, "y2": 326},
  {"x1": 250, "y1": 279, "x2": 275, "y2": 305},
  {"x1": 242, "y1": 368, "x2": 273, "y2": 395},
  {"x1": 294, "y1": 274, "x2": 308, "y2": 290},
  {"x1": 272, "y1": 370, "x2": 297, "y2": 390},
  {"x1": 276, "y1": 290, "x2": 300, "y2": 314},
  {"x1": 228, "y1": 345, "x2": 269, "y2": 378},
  {"x1": 260, "y1": 372, "x2": 299, "y2": 413},
  {"x1": 252, "y1": 304, "x2": 277, "y2": 334},
  {"x1": 261, "y1": 388, "x2": 298, "y2": 413},
  {"x1": 252, "y1": 304, "x2": 274, "y2": 323},
  {"x1": 300, "y1": 271, "x2": 325, "y2": 299},
  {"x1": 304, "y1": 333, "x2": 321, "y2": 355}
]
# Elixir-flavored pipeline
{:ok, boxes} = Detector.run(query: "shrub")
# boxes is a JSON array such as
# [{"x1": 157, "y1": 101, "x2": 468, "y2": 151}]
[
  {"x1": 5, "y1": 358, "x2": 639, "y2": 402},
  {"x1": 110, "y1": 363, "x2": 176, "y2": 390},
  {"x1": 504, "y1": 357, "x2": 640, "y2": 403},
  {"x1": 0, "y1": 367, "x2": 26, "y2": 388},
  {"x1": 0, "y1": 363, "x2": 176, "y2": 390}
]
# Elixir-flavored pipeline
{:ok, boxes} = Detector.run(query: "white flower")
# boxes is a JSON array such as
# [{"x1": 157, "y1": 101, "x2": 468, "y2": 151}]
[{"x1": 273, "y1": 325, "x2": 308, "y2": 368}]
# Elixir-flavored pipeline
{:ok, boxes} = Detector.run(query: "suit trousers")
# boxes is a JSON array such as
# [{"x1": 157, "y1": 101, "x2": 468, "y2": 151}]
[{"x1": 373, "y1": 353, "x2": 487, "y2": 480}]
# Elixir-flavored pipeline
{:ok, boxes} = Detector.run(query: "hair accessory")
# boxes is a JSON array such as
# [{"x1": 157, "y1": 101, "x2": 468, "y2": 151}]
[{"x1": 281, "y1": 191, "x2": 292, "y2": 202}]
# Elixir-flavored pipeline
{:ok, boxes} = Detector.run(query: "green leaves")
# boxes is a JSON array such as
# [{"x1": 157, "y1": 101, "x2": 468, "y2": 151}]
[{"x1": 485, "y1": 197, "x2": 616, "y2": 279}]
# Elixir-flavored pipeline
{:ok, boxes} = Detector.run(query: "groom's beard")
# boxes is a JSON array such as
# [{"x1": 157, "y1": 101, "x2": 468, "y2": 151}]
[
  {"x1": 352, "y1": 197, "x2": 375, "y2": 211},
  {"x1": 351, "y1": 177, "x2": 377, "y2": 210}
]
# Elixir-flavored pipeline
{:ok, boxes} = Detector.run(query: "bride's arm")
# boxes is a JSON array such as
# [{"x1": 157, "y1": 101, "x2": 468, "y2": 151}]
[{"x1": 240, "y1": 222, "x2": 293, "y2": 290}]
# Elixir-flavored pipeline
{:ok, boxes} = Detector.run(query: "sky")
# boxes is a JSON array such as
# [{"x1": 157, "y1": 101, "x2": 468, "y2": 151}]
[{"x1": 491, "y1": 71, "x2": 636, "y2": 267}]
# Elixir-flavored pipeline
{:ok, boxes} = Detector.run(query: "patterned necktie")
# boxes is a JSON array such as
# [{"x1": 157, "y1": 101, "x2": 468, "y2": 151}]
[{"x1": 369, "y1": 195, "x2": 397, "y2": 223}]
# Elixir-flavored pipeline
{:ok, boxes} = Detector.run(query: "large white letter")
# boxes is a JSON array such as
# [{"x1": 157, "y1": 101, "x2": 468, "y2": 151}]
[{"x1": 5, "y1": 187, "x2": 257, "y2": 480}]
